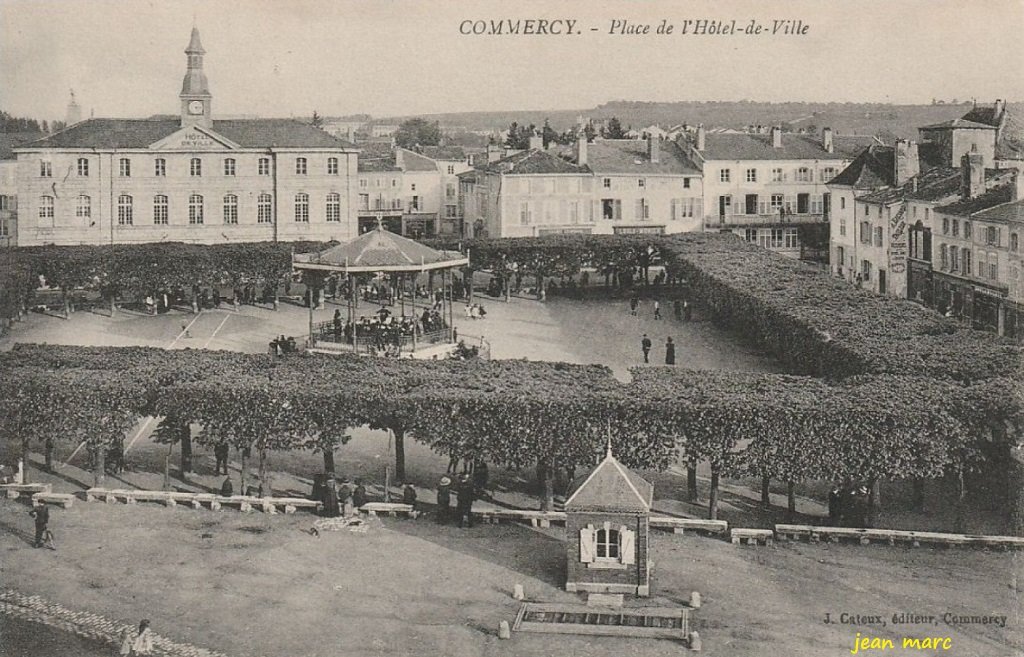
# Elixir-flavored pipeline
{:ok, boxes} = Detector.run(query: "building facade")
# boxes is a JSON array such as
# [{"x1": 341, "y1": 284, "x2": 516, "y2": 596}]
[{"x1": 12, "y1": 28, "x2": 358, "y2": 246}]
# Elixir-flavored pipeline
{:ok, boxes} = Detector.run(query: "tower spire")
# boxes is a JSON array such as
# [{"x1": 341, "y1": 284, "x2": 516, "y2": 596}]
[{"x1": 180, "y1": 26, "x2": 212, "y2": 128}]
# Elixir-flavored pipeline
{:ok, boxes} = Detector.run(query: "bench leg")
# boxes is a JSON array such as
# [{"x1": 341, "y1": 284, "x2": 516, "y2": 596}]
[
  {"x1": 765, "y1": 538, "x2": 774, "y2": 547},
  {"x1": 284, "y1": 505, "x2": 297, "y2": 514},
  {"x1": 859, "y1": 537, "x2": 870, "y2": 546},
  {"x1": 85, "y1": 493, "x2": 97, "y2": 502},
  {"x1": 164, "y1": 499, "x2": 177, "y2": 509},
  {"x1": 191, "y1": 500, "x2": 202, "y2": 510},
  {"x1": 540, "y1": 519, "x2": 550, "y2": 528},
  {"x1": 210, "y1": 501, "x2": 221, "y2": 511},
  {"x1": 731, "y1": 536, "x2": 741, "y2": 545},
  {"x1": 8, "y1": 491, "x2": 19, "y2": 500},
  {"x1": 368, "y1": 510, "x2": 376, "y2": 517},
  {"x1": 240, "y1": 502, "x2": 252, "y2": 513}
]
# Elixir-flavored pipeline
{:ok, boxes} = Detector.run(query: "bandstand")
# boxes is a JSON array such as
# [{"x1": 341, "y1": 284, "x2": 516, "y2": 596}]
[{"x1": 292, "y1": 224, "x2": 469, "y2": 356}]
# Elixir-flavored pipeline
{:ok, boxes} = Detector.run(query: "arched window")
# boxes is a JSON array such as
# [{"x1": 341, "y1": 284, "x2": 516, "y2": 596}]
[
  {"x1": 294, "y1": 193, "x2": 309, "y2": 222},
  {"x1": 327, "y1": 157, "x2": 338, "y2": 175},
  {"x1": 326, "y1": 192, "x2": 340, "y2": 222},
  {"x1": 190, "y1": 158, "x2": 202, "y2": 177},
  {"x1": 117, "y1": 194, "x2": 133, "y2": 225},
  {"x1": 257, "y1": 193, "x2": 273, "y2": 224},
  {"x1": 189, "y1": 194, "x2": 204, "y2": 224},
  {"x1": 296, "y1": 157, "x2": 308, "y2": 175},
  {"x1": 153, "y1": 195, "x2": 168, "y2": 225},
  {"x1": 596, "y1": 528, "x2": 619, "y2": 559},
  {"x1": 223, "y1": 194, "x2": 238, "y2": 224},
  {"x1": 38, "y1": 195, "x2": 54, "y2": 219},
  {"x1": 77, "y1": 158, "x2": 89, "y2": 177},
  {"x1": 223, "y1": 158, "x2": 236, "y2": 176},
  {"x1": 76, "y1": 195, "x2": 91, "y2": 218}
]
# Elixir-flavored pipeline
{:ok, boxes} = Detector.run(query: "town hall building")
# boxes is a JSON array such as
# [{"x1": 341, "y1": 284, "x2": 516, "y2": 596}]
[{"x1": 12, "y1": 27, "x2": 359, "y2": 246}]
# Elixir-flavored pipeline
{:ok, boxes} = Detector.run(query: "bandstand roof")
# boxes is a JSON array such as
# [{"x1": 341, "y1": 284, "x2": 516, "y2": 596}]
[{"x1": 292, "y1": 226, "x2": 468, "y2": 273}]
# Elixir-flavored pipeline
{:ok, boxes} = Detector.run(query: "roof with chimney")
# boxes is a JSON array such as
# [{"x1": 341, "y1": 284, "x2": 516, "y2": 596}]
[
  {"x1": 697, "y1": 132, "x2": 851, "y2": 161},
  {"x1": 418, "y1": 145, "x2": 467, "y2": 161},
  {"x1": 970, "y1": 197, "x2": 1024, "y2": 225},
  {"x1": 578, "y1": 139, "x2": 700, "y2": 175},
  {"x1": 828, "y1": 145, "x2": 895, "y2": 189},
  {"x1": 481, "y1": 148, "x2": 591, "y2": 175},
  {"x1": 919, "y1": 118, "x2": 997, "y2": 131},
  {"x1": 16, "y1": 118, "x2": 355, "y2": 150},
  {"x1": 935, "y1": 183, "x2": 1016, "y2": 217},
  {"x1": 564, "y1": 448, "x2": 654, "y2": 514},
  {"x1": 860, "y1": 167, "x2": 1012, "y2": 205}
]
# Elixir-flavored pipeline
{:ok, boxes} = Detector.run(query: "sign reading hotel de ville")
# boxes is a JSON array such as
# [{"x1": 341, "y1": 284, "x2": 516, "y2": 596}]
[{"x1": 149, "y1": 127, "x2": 232, "y2": 150}]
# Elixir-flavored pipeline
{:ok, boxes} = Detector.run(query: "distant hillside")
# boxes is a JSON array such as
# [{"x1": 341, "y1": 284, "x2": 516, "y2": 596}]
[{"x1": 385, "y1": 101, "x2": 1024, "y2": 141}]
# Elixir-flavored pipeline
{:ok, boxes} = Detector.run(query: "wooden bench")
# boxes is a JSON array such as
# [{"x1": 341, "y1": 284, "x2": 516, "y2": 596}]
[
  {"x1": 31, "y1": 492, "x2": 74, "y2": 509},
  {"x1": 473, "y1": 509, "x2": 566, "y2": 528},
  {"x1": 1, "y1": 483, "x2": 52, "y2": 500},
  {"x1": 650, "y1": 516, "x2": 729, "y2": 535},
  {"x1": 359, "y1": 502, "x2": 415, "y2": 518},
  {"x1": 775, "y1": 524, "x2": 1024, "y2": 549},
  {"x1": 730, "y1": 528, "x2": 774, "y2": 546}
]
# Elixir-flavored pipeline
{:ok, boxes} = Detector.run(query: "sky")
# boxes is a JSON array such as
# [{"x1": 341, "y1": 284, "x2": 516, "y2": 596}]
[{"x1": 2, "y1": 0, "x2": 1023, "y2": 122}]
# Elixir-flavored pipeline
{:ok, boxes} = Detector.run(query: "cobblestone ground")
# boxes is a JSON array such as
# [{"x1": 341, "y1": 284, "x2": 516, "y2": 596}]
[{"x1": 1, "y1": 589, "x2": 253, "y2": 657}]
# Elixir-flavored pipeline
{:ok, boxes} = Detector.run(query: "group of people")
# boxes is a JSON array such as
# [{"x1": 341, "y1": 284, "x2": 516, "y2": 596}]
[
  {"x1": 629, "y1": 296, "x2": 692, "y2": 322},
  {"x1": 640, "y1": 334, "x2": 676, "y2": 365},
  {"x1": 828, "y1": 482, "x2": 873, "y2": 527},
  {"x1": 270, "y1": 335, "x2": 299, "y2": 355},
  {"x1": 435, "y1": 472, "x2": 481, "y2": 528},
  {"x1": 462, "y1": 303, "x2": 488, "y2": 320}
]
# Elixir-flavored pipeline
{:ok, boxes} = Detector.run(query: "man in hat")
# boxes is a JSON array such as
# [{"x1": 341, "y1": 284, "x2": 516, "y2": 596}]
[
  {"x1": 455, "y1": 474, "x2": 475, "y2": 528},
  {"x1": 29, "y1": 497, "x2": 49, "y2": 548},
  {"x1": 640, "y1": 334, "x2": 652, "y2": 363},
  {"x1": 436, "y1": 476, "x2": 452, "y2": 524}
]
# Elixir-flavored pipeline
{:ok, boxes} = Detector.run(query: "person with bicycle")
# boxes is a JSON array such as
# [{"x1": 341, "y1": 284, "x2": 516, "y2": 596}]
[{"x1": 29, "y1": 498, "x2": 50, "y2": 548}]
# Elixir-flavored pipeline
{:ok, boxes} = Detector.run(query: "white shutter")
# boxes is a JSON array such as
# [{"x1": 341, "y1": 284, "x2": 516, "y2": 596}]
[
  {"x1": 620, "y1": 527, "x2": 636, "y2": 565},
  {"x1": 579, "y1": 525, "x2": 596, "y2": 563}
]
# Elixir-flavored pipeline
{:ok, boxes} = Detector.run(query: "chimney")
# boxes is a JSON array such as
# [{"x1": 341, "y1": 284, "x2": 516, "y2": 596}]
[
  {"x1": 696, "y1": 124, "x2": 706, "y2": 151},
  {"x1": 960, "y1": 151, "x2": 985, "y2": 200},
  {"x1": 487, "y1": 144, "x2": 502, "y2": 163},
  {"x1": 994, "y1": 99, "x2": 1006, "y2": 120},
  {"x1": 394, "y1": 148, "x2": 404, "y2": 170},
  {"x1": 575, "y1": 135, "x2": 588, "y2": 166},
  {"x1": 771, "y1": 126, "x2": 783, "y2": 148},
  {"x1": 822, "y1": 127, "x2": 834, "y2": 153},
  {"x1": 528, "y1": 135, "x2": 543, "y2": 150},
  {"x1": 893, "y1": 139, "x2": 920, "y2": 186},
  {"x1": 647, "y1": 135, "x2": 660, "y2": 164}
]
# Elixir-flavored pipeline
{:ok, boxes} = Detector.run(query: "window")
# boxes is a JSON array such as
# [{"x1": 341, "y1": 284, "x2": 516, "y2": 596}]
[
  {"x1": 38, "y1": 195, "x2": 54, "y2": 220},
  {"x1": 446, "y1": 183, "x2": 456, "y2": 199},
  {"x1": 822, "y1": 167, "x2": 836, "y2": 182},
  {"x1": 76, "y1": 195, "x2": 91, "y2": 218},
  {"x1": 359, "y1": 178, "x2": 368, "y2": 188},
  {"x1": 719, "y1": 169, "x2": 731, "y2": 183},
  {"x1": 770, "y1": 194, "x2": 784, "y2": 212},
  {"x1": 77, "y1": 158, "x2": 89, "y2": 177},
  {"x1": 949, "y1": 247, "x2": 959, "y2": 272},
  {"x1": 189, "y1": 194, "x2": 204, "y2": 224},
  {"x1": 962, "y1": 248, "x2": 972, "y2": 275},
  {"x1": 411, "y1": 183, "x2": 417, "y2": 191},
  {"x1": 155, "y1": 158, "x2": 166, "y2": 177},
  {"x1": 327, "y1": 157, "x2": 339, "y2": 175},
  {"x1": 326, "y1": 193, "x2": 341, "y2": 222},
  {"x1": 153, "y1": 195, "x2": 168, "y2": 225},
  {"x1": 568, "y1": 202, "x2": 579, "y2": 224},
  {"x1": 117, "y1": 194, "x2": 133, "y2": 225},
  {"x1": 223, "y1": 194, "x2": 238, "y2": 224},
  {"x1": 745, "y1": 168, "x2": 757, "y2": 183},
  {"x1": 986, "y1": 226, "x2": 1001, "y2": 246},
  {"x1": 223, "y1": 158, "x2": 236, "y2": 176},
  {"x1": 989, "y1": 259, "x2": 999, "y2": 280},
  {"x1": 635, "y1": 199, "x2": 649, "y2": 220},
  {"x1": 638, "y1": 178, "x2": 646, "y2": 189},
  {"x1": 259, "y1": 158, "x2": 270, "y2": 176},
  {"x1": 939, "y1": 244, "x2": 948, "y2": 270},
  {"x1": 873, "y1": 226, "x2": 883, "y2": 247},
  {"x1": 40, "y1": 161, "x2": 52, "y2": 177},
  {"x1": 952, "y1": 220, "x2": 959, "y2": 237},
  {"x1": 784, "y1": 227, "x2": 799, "y2": 249},
  {"x1": 119, "y1": 158, "x2": 131, "y2": 177},
  {"x1": 0, "y1": 196, "x2": 11, "y2": 211},
  {"x1": 190, "y1": 158, "x2": 202, "y2": 177},
  {"x1": 294, "y1": 193, "x2": 309, "y2": 222},
  {"x1": 942, "y1": 217, "x2": 950, "y2": 234},
  {"x1": 445, "y1": 204, "x2": 458, "y2": 218},
  {"x1": 257, "y1": 193, "x2": 273, "y2": 224},
  {"x1": 602, "y1": 199, "x2": 622, "y2": 221},
  {"x1": 595, "y1": 528, "x2": 619, "y2": 560},
  {"x1": 295, "y1": 158, "x2": 307, "y2": 175},
  {"x1": 839, "y1": 218, "x2": 846, "y2": 237},
  {"x1": 964, "y1": 221, "x2": 972, "y2": 239},
  {"x1": 770, "y1": 228, "x2": 784, "y2": 248},
  {"x1": 796, "y1": 167, "x2": 811, "y2": 182},
  {"x1": 447, "y1": 165, "x2": 455, "y2": 175},
  {"x1": 771, "y1": 168, "x2": 784, "y2": 182},
  {"x1": 411, "y1": 195, "x2": 420, "y2": 211},
  {"x1": 745, "y1": 228, "x2": 757, "y2": 243},
  {"x1": 603, "y1": 178, "x2": 611, "y2": 189},
  {"x1": 683, "y1": 178, "x2": 691, "y2": 189},
  {"x1": 520, "y1": 201, "x2": 531, "y2": 225},
  {"x1": 1011, "y1": 233, "x2": 1019, "y2": 252},
  {"x1": 861, "y1": 260, "x2": 872, "y2": 280},
  {"x1": 860, "y1": 221, "x2": 871, "y2": 245},
  {"x1": 671, "y1": 198, "x2": 697, "y2": 220}
]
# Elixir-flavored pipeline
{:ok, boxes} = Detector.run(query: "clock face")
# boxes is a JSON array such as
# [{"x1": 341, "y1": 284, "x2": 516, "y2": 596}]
[{"x1": 188, "y1": 100, "x2": 204, "y2": 115}]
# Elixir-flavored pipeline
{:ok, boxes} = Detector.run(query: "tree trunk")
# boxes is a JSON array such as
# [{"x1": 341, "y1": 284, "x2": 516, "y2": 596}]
[
  {"x1": 164, "y1": 443, "x2": 172, "y2": 491},
  {"x1": 539, "y1": 459, "x2": 555, "y2": 511},
  {"x1": 868, "y1": 478, "x2": 880, "y2": 510},
  {"x1": 912, "y1": 479, "x2": 925, "y2": 511},
  {"x1": 760, "y1": 475, "x2": 770, "y2": 508},
  {"x1": 109, "y1": 295, "x2": 117, "y2": 316},
  {"x1": 393, "y1": 427, "x2": 406, "y2": 483},
  {"x1": 322, "y1": 447, "x2": 340, "y2": 517},
  {"x1": 786, "y1": 481, "x2": 796, "y2": 520},
  {"x1": 1009, "y1": 448, "x2": 1024, "y2": 537},
  {"x1": 239, "y1": 447, "x2": 249, "y2": 493},
  {"x1": 536, "y1": 273, "x2": 544, "y2": 299},
  {"x1": 258, "y1": 448, "x2": 268, "y2": 497},
  {"x1": 686, "y1": 460, "x2": 698, "y2": 502},
  {"x1": 467, "y1": 270, "x2": 474, "y2": 304},
  {"x1": 20, "y1": 438, "x2": 31, "y2": 484},
  {"x1": 708, "y1": 467, "x2": 720, "y2": 520},
  {"x1": 44, "y1": 437, "x2": 54, "y2": 472},
  {"x1": 179, "y1": 424, "x2": 193, "y2": 474},
  {"x1": 93, "y1": 446, "x2": 105, "y2": 488}
]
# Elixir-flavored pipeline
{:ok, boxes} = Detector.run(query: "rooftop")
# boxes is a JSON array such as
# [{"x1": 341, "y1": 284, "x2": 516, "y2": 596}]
[
  {"x1": 697, "y1": 132, "x2": 851, "y2": 161},
  {"x1": 292, "y1": 225, "x2": 466, "y2": 272},
  {"x1": 564, "y1": 449, "x2": 654, "y2": 513},
  {"x1": 18, "y1": 118, "x2": 355, "y2": 150},
  {"x1": 935, "y1": 183, "x2": 1016, "y2": 216},
  {"x1": 580, "y1": 139, "x2": 700, "y2": 175},
  {"x1": 418, "y1": 145, "x2": 467, "y2": 161},
  {"x1": 828, "y1": 145, "x2": 894, "y2": 189},
  {"x1": 919, "y1": 118, "x2": 997, "y2": 131},
  {"x1": 971, "y1": 197, "x2": 1024, "y2": 224},
  {"x1": 482, "y1": 149, "x2": 590, "y2": 175}
]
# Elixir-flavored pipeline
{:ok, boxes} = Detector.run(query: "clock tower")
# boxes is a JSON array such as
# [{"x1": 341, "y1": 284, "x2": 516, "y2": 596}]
[{"x1": 180, "y1": 26, "x2": 212, "y2": 128}]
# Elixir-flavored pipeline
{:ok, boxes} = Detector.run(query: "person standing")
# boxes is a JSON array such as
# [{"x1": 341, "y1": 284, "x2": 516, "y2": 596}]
[
  {"x1": 456, "y1": 474, "x2": 475, "y2": 528},
  {"x1": 673, "y1": 299, "x2": 682, "y2": 321},
  {"x1": 682, "y1": 299, "x2": 692, "y2": 322},
  {"x1": 352, "y1": 479, "x2": 367, "y2": 510},
  {"x1": 402, "y1": 482, "x2": 418, "y2": 512},
  {"x1": 653, "y1": 300, "x2": 661, "y2": 320},
  {"x1": 828, "y1": 482, "x2": 842, "y2": 526},
  {"x1": 214, "y1": 443, "x2": 229, "y2": 475},
  {"x1": 29, "y1": 498, "x2": 49, "y2": 548},
  {"x1": 436, "y1": 476, "x2": 452, "y2": 524},
  {"x1": 629, "y1": 296, "x2": 639, "y2": 316},
  {"x1": 641, "y1": 334, "x2": 652, "y2": 363},
  {"x1": 120, "y1": 619, "x2": 154, "y2": 656},
  {"x1": 665, "y1": 337, "x2": 675, "y2": 365}
]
